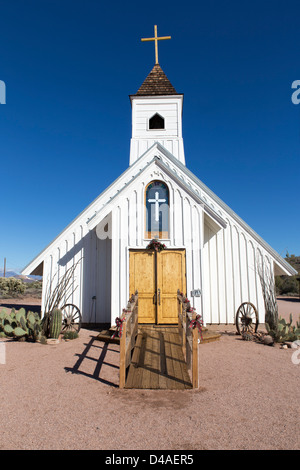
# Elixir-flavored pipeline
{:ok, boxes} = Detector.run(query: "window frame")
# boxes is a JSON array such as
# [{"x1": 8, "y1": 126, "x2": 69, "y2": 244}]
[{"x1": 144, "y1": 180, "x2": 170, "y2": 240}]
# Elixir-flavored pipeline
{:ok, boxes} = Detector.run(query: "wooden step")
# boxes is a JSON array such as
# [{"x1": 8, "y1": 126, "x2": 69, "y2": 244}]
[
  {"x1": 95, "y1": 326, "x2": 221, "y2": 345},
  {"x1": 95, "y1": 328, "x2": 120, "y2": 344},
  {"x1": 201, "y1": 329, "x2": 221, "y2": 343}
]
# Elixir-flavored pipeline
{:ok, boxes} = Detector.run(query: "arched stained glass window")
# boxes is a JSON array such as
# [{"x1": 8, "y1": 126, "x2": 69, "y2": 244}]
[{"x1": 145, "y1": 181, "x2": 169, "y2": 239}]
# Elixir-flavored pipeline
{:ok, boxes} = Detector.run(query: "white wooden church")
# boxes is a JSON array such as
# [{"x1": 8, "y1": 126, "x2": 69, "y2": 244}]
[{"x1": 22, "y1": 29, "x2": 296, "y2": 327}]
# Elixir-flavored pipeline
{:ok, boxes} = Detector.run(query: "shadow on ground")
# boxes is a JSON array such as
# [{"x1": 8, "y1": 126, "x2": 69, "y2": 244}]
[
  {"x1": 277, "y1": 297, "x2": 300, "y2": 303},
  {"x1": 64, "y1": 335, "x2": 119, "y2": 388}
]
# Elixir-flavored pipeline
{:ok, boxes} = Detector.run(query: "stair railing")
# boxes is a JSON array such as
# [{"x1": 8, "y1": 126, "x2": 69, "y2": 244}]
[
  {"x1": 177, "y1": 290, "x2": 200, "y2": 388},
  {"x1": 119, "y1": 291, "x2": 139, "y2": 388}
]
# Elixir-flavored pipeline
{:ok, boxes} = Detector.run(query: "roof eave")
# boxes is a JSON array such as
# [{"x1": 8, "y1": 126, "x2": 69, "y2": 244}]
[{"x1": 129, "y1": 93, "x2": 184, "y2": 105}]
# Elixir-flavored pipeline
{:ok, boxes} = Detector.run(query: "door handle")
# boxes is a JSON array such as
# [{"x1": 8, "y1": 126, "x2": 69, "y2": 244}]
[
  {"x1": 158, "y1": 288, "x2": 161, "y2": 305},
  {"x1": 153, "y1": 292, "x2": 157, "y2": 305}
]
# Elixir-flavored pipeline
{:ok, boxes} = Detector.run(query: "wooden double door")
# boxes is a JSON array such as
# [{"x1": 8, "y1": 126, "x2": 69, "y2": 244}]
[{"x1": 129, "y1": 249, "x2": 186, "y2": 324}]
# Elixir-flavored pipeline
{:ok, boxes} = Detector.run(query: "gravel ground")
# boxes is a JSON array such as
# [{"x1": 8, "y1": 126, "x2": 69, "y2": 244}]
[{"x1": 0, "y1": 296, "x2": 299, "y2": 450}]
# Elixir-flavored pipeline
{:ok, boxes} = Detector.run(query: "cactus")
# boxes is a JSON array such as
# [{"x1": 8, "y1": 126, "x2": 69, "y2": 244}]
[
  {"x1": 0, "y1": 308, "x2": 43, "y2": 342},
  {"x1": 3, "y1": 315, "x2": 12, "y2": 325},
  {"x1": 266, "y1": 314, "x2": 300, "y2": 343},
  {"x1": 49, "y1": 309, "x2": 62, "y2": 339},
  {"x1": 39, "y1": 335, "x2": 47, "y2": 345},
  {"x1": 16, "y1": 308, "x2": 26, "y2": 323},
  {"x1": 20, "y1": 316, "x2": 28, "y2": 332},
  {"x1": 41, "y1": 313, "x2": 51, "y2": 337},
  {"x1": 10, "y1": 308, "x2": 16, "y2": 317},
  {"x1": 4, "y1": 324, "x2": 14, "y2": 336},
  {"x1": 63, "y1": 330, "x2": 78, "y2": 340},
  {"x1": 0, "y1": 309, "x2": 6, "y2": 321},
  {"x1": 32, "y1": 322, "x2": 42, "y2": 341},
  {"x1": 14, "y1": 327, "x2": 28, "y2": 337},
  {"x1": 27, "y1": 312, "x2": 36, "y2": 325}
]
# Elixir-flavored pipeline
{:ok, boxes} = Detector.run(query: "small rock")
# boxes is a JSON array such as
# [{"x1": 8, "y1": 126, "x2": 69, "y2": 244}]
[
  {"x1": 263, "y1": 335, "x2": 274, "y2": 346},
  {"x1": 281, "y1": 344, "x2": 288, "y2": 350},
  {"x1": 47, "y1": 338, "x2": 60, "y2": 345}
]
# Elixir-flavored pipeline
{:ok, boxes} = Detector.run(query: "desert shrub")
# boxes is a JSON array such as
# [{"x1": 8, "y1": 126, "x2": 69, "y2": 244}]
[
  {"x1": 275, "y1": 254, "x2": 300, "y2": 296},
  {"x1": 25, "y1": 280, "x2": 42, "y2": 298},
  {"x1": 63, "y1": 330, "x2": 78, "y2": 340},
  {"x1": 0, "y1": 277, "x2": 26, "y2": 297},
  {"x1": 26, "y1": 280, "x2": 42, "y2": 290},
  {"x1": 275, "y1": 254, "x2": 299, "y2": 296},
  {"x1": 275, "y1": 276, "x2": 298, "y2": 295}
]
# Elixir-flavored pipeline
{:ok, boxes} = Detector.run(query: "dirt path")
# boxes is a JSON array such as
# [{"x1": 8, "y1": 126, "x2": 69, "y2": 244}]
[
  {"x1": 0, "y1": 296, "x2": 299, "y2": 450},
  {"x1": 276, "y1": 296, "x2": 300, "y2": 324}
]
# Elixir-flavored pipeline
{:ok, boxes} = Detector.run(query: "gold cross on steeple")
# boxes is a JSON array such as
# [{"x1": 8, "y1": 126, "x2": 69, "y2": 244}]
[{"x1": 141, "y1": 25, "x2": 171, "y2": 65}]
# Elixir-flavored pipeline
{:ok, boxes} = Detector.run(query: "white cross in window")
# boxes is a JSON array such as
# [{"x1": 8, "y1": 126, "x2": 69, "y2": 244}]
[{"x1": 148, "y1": 191, "x2": 166, "y2": 222}]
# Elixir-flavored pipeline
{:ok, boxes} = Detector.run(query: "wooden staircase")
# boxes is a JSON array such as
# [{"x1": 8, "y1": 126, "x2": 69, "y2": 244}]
[
  {"x1": 125, "y1": 325, "x2": 192, "y2": 390},
  {"x1": 95, "y1": 291, "x2": 221, "y2": 389}
]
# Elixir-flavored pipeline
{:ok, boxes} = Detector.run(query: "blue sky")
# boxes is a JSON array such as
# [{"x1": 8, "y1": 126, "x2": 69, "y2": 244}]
[{"x1": 0, "y1": 0, "x2": 299, "y2": 272}]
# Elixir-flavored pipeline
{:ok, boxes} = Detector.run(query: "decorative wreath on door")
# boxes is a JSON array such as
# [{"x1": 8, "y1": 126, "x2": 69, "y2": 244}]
[{"x1": 146, "y1": 239, "x2": 167, "y2": 252}]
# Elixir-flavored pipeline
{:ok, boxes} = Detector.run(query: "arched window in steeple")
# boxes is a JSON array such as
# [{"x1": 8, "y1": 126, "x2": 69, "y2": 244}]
[
  {"x1": 145, "y1": 181, "x2": 169, "y2": 239},
  {"x1": 149, "y1": 113, "x2": 165, "y2": 130}
]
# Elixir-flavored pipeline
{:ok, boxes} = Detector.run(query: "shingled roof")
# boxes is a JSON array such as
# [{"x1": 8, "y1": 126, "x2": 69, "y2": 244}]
[{"x1": 135, "y1": 64, "x2": 179, "y2": 95}]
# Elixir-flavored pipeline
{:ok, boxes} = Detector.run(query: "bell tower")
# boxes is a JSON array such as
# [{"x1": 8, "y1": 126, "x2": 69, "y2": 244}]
[{"x1": 129, "y1": 26, "x2": 185, "y2": 166}]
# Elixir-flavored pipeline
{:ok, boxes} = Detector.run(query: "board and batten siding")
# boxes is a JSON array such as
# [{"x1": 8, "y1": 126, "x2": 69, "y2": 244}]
[
  {"x1": 42, "y1": 225, "x2": 80, "y2": 317},
  {"x1": 130, "y1": 139, "x2": 182, "y2": 163},
  {"x1": 41, "y1": 221, "x2": 112, "y2": 325},
  {"x1": 203, "y1": 218, "x2": 270, "y2": 324}
]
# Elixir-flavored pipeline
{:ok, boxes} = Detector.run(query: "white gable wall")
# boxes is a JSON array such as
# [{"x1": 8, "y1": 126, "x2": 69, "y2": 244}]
[{"x1": 23, "y1": 143, "x2": 296, "y2": 326}]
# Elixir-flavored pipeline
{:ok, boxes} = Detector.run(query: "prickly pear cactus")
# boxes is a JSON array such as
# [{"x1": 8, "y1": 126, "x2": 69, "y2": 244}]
[
  {"x1": 266, "y1": 315, "x2": 300, "y2": 343},
  {"x1": 14, "y1": 327, "x2": 28, "y2": 337},
  {"x1": 16, "y1": 308, "x2": 26, "y2": 323},
  {"x1": 3, "y1": 324, "x2": 14, "y2": 336},
  {"x1": 0, "y1": 307, "x2": 43, "y2": 341}
]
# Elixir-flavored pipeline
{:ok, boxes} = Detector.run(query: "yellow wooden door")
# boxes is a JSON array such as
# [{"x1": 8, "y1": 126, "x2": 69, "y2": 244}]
[
  {"x1": 157, "y1": 250, "x2": 186, "y2": 324},
  {"x1": 129, "y1": 249, "x2": 186, "y2": 324},
  {"x1": 129, "y1": 250, "x2": 156, "y2": 323}
]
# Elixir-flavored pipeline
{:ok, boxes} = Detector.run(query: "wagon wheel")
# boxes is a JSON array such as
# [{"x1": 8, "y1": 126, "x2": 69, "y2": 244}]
[
  {"x1": 235, "y1": 302, "x2": 259, "y2": 335},
  {"x1": 61, "y1": 304, "x2": 82, "y2": 333}
]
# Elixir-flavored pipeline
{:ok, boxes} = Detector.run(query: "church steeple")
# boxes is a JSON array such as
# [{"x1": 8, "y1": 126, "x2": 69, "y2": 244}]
[
  {"x1": 134, "y1": 64, "x2": 179, "y2": 96},
  {"x1": 129, "y1": 26, "x2": 185, "y2": 166}
]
